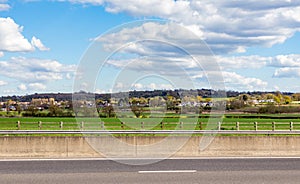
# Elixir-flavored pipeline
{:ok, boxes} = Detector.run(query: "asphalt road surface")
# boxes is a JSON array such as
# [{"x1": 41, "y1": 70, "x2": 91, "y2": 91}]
[{"x1": 0, "y1": 158, "x2": 300, "y2": 184}]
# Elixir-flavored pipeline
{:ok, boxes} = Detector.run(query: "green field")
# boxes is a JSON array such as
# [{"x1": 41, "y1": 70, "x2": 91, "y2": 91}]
[{"x1": 0, "y1": 113, "x2": 300, "y2": 131}]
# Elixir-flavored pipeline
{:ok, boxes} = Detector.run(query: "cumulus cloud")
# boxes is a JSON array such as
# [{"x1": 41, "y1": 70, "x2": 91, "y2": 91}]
[
  {"x1": 106, "y1": 55, "x2": 201, "y2": 77},
  {"x1": 217, "y1": 54, "x2": 300, "y2": 71},
  {"x1": 96, "y1": 22, "x2": 212, "y2": 56},
  {"x1": 28, "y1": 83, "x2": 46, "y2": 90},
  {"x1": 0, "y1": 57, "x2": 77, "y2": 83},
  {"x1": 0, "y1": 3, "x2": 10, "y2": 11},
  {"x1": 131, "y1": 83, "x2": 174, "y2": 91},
  {"x1": 63, "y1": 0, "x2": 300, "y2": 54},
  {"x1": 0, "y1": 17, "x2": 49, "y2": 52},
  {"x1": 0, "y1": 17, "x2": 34, "y2": 52},
  {"x1": 270, "y1": 54, "x2": 300, "y2": 67},
  {"x1": 17, "y1": 83, "x2": 46, "y2": 91},
  {"x1": 106, "y1": 54, "x2": 274, "y2": 77},
  {"x1": 273, "y1": 67, "x2": 300, "y2": 78},
  {"x1": 31, "y1": 36, "x2": 50, "y2": 51},
  {"x1": 222, "y1": 71, "x2": 268, "y2": 91},
  {"x1": 216, "y1": 55, "x2": 270, "y2": 69},
  {"x1": 268, "y1": 54, "x2": 300, "y2": 78},
  {"x1": 18, "y1": 84, "x2": 27, "y2": 91},
  {"x1": 67, "y1": 0, "x2": 104, "y2": 5},
  {"x1": 0, "y1": 80, "x2": 7, "y2": 86}
]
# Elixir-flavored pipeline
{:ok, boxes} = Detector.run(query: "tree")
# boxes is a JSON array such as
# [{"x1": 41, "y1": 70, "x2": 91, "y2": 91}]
[
  {"x1": 16, "y1": 103, "x2": 22, "y2": 115},
  {"x1": 71, "y1": 100, "x2": 82, "y2": 116},
  {"x1": 292, "y1": 93, "x2": 300, "y2": 101},
  {"x1": 273, "y1": 96, "x2": 281, "y2": 104},
  {"x1": 242, "y1": 94, "x2": 248, "y2": 102},
  {"x1": 6, "y1": 99, "x2": 12, "y2": 115},
  {"x1": 48, "y1": 105, "x2": 63, "y2": 116},
  {"x1": 205, "y1": 98, "x2": 212, "y2": 102},
  {"x1": 131, "y1": 105, "x2": 144, "y2": 118},
  {"x1": 24, "y1": 105, "x2": 38, "y2": 116},
  {"x1": 101, "y1": 105, "x2": 115, "y2": 117},
  {"x1": 228, "y1": 99, "x2": 244, "y2": 110},
  {"x1": 197, "y1": 96, "x2": 203, "y2": 102},
  {"x1": 166, "y1": 95, "x2": 176, "y2": 110},
  {"x1": 284, "y1": 95, "x2": 292, "y2": 104}
]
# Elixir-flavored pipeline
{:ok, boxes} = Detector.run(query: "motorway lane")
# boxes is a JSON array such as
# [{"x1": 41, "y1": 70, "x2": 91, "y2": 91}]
[{"x1": 0, "y1": 158, "x2": 300, "y2": 184}]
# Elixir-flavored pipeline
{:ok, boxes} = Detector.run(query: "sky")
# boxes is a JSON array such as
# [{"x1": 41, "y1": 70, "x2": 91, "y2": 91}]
[{"x1": 0, "y1": 0, "x2": 300, "y2": 96}]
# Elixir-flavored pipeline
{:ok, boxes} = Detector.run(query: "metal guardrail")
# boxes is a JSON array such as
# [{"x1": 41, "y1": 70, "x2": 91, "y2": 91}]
[
  {"x1": 10, "y1": 121, "x2": 300, "y2": 131},
  {"x1": 0, "y1": 130, "x2": 300, "y2": 135}
]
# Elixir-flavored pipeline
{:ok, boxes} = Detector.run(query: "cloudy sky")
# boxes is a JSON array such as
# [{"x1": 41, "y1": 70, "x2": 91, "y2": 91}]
[{"x1": 0, "y1": 0, "x2": 300, "y2": 95}]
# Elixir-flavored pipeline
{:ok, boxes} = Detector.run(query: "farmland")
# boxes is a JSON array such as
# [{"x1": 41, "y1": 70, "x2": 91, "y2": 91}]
[{"x1": 1, "y1": 113, "x2": 300, "y2": 131}]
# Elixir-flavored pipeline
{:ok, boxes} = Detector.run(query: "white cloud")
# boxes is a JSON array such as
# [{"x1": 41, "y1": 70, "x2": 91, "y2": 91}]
[
  {"x1": 95, "y1": 88, "x2": 112, "y2": 94},
  {"x1": 0, "y1": 17, "x2": 34, "y2": 52},
  {"x1": 0, "y1": 3, "x2": 10, "y2": 11},
  {"x1": 222, "y1": 71, "x2": 268, "y2": 91},
  {"x1": 267, "y1": 54, "x2": 300, "y2": 78},
  {"x1": 114, "y1": 82, "x2": 124, "y2": 89},
  {"x1": 273, "y1": 67, "x2": 300, "y2": 78},
  {"x1": 0, "y1": 80, "x2": 7, "y2": 86},
  {"x1": 18, "y1": 84, "x2": 27, "y2": 91},
  {"x1": 216, "y1": 54, "x2": 300, "y2": 72},
  {"x1": 17, "y1": 83, "x2": 47, "y2": 93},
  {"x1": 131, "y1": 83, "x2": 143, "y2": 89},
  {"x1": 0, "y1": 17, "x2": 49, "y2": 53},
  {"x1": 216, "y1": 55, "x2": 270, "y2": 69},
  {"x1": 0, "y1": 57, "x2": 77, "y2": 83},
  {"x1": 65, "y1": 0, "x2": 300, "y2": 54},
  {"x1": 3, "y1": 89, "x2": 16, "y2": 94},
  {"x1": 270, "y1": 54, "x2": 300, "y2": 67},
  {"x1": 66, "y1": 0, "x2": 104, "y2": 5},
  {"x1": 66, "y1": 73, "x2": 73, "y2": 79},
  {"x1": 106, "y1": 55, "x2": 201, "y2": 77},
  {"x1": 28, "y1": 83, "x2": 46, "y2": 90},
  {"x1": 31, "y1": 36, "x2": 50, "y2": 51},
  {"x1": 105, "y1": 0, "x2": 190, "y2": 17},
  {"x1": 131, "y1": 82, "x2": 174, "y2": 91},
  {"x1": 96, "y1": 22, "x2": 211, "y2": 56}
]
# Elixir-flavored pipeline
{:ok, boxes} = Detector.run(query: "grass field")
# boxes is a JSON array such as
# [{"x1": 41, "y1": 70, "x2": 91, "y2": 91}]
[{"x1": 0, "y1": 113, "x2": 300, "y2": 131}]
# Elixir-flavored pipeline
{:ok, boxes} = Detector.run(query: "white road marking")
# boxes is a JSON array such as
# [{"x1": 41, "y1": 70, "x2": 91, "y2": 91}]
[
  {"x1": 0, "y1": 157, "x2": 300, "y2": 162},
  {"x1": 138, "y1": 170, "x2": 197, "y2": 174}
]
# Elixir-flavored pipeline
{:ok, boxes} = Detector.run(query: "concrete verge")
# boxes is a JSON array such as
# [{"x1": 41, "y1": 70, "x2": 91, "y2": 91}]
[{"x1": 0, "y1": 136, "x2": 300, "y2": 158}]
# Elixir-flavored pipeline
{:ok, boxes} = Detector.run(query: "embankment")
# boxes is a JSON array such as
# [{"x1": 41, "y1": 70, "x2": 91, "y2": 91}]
[{"x1": 0, "y1": 136, "x2": 300, "y2": 158}]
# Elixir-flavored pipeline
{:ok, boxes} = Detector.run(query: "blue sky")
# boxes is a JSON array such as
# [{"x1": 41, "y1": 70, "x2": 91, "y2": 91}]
[{"x1": 0, "y1": 0, "x2": 300, "y2": 95}]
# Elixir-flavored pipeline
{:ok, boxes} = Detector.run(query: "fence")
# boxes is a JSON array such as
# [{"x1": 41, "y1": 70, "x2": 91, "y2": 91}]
[
  {"x1": 1, "y1": 130, "x2": 300, "y2": 135},
  {"x1": 5, "y1": 121, "x2": 300, "y2": 131}
]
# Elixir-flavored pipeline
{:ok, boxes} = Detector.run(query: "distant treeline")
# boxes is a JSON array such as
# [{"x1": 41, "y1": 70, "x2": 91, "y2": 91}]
[{"x1": 0, "y1": 89, "x2": 293, "y2": 102}]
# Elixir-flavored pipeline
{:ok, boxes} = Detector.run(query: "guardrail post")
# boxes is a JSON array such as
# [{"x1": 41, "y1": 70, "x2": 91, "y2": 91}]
[
  {"x1": 160, "y1": 122, "x2": 164, "y2": 129},
  {"x1": 60, "y1": 121, "x2": 63, "y2": 129},
  {"x1": 254, "y1": 122, "x2": 258, "y2": 131},
  {"x1": 290, "y1": 121, "x2": 293, "y2": 131},
  {"x1": 218, "y1": 122, "x2": 221, "y2": 131},
  {"x1": 141, "y1": 122, "x2": 144, "y2": 129},
  {"x1": 272, "y1": 121, "x2": 275, "y2": 131},
  {"x1": 100, "y1": 122, "x2": 104, "y2": 129},
  {"x1": 121, "y1": 122, "x2": 124, "y2": 129},
  {"x1": 16, "y1": 121, "x2": 21, "y2": 130},
  {"x1": 81, "y1": 121, "x2": 84, "y2": 129},
  {"x1": 179, "y1": 122, "x2": 183, "y2": 129},
  {"x1": 236, "y1": 122, "x2": 239, "y2": 131},
  {"x1": 38, "y1": 121, "x2": 42, "y2": 130},
  {"x1": 199, "y1": 122, "x2": 202, "y2": 130}
]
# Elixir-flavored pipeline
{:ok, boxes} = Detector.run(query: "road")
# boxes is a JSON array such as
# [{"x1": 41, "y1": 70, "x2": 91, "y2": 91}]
[{"x1": 0, "y1": 158, "x2": 300, "y2": 184}]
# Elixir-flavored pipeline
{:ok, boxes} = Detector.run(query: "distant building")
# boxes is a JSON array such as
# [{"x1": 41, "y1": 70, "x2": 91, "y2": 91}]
[
  {"x1": 258, "y1": 99, "x2": 274, "y2": 103},
  {"x1": 31, "y1": 98, "x2": 56, "y2": 106},
  {"x1": 49, "y1": 98, "x2": 55, "y2": 105}
]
